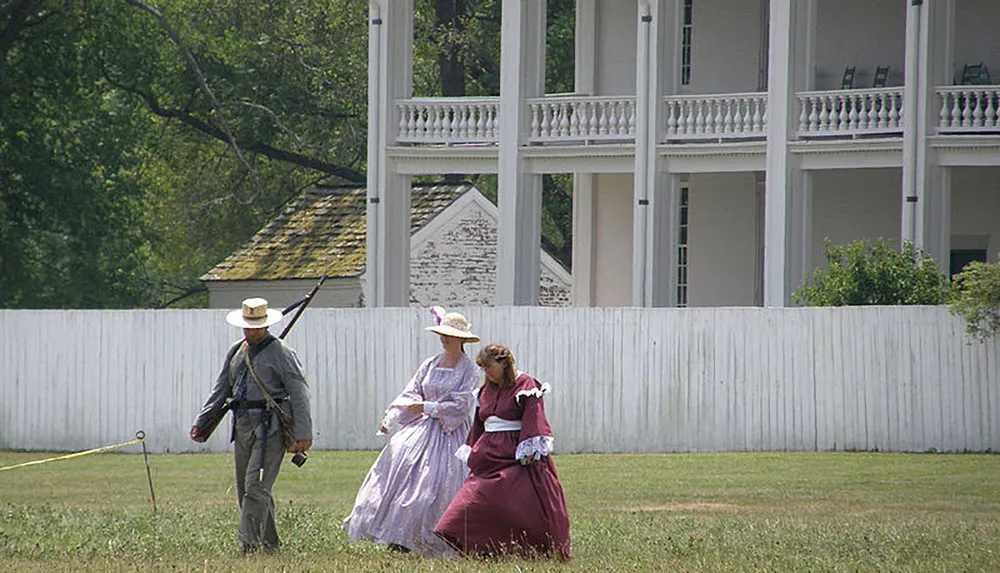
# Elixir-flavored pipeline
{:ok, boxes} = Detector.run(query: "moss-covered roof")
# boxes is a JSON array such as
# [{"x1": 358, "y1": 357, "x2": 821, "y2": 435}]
[{"x1": 201, "y1": 184, "x2": 475, "y2": 281}]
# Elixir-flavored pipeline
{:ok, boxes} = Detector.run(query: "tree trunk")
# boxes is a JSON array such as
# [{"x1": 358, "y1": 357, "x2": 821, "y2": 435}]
[{"x1": 433, "y1": 0, "x2": 466, "y2": 98}]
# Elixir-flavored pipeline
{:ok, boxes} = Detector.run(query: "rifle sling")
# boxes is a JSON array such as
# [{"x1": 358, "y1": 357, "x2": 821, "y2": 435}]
[{"x1": 240, "y1": 341, "x2": 286, "y2": 414}]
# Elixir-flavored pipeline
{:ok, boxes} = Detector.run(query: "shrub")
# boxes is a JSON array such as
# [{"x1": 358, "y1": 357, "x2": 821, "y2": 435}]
[
  {"x1": 950, "y1": 260, "x2": 1000, "y2": 342},
  {"x1": 792, "y1": 238, "x2": 951, "y2": 306}
]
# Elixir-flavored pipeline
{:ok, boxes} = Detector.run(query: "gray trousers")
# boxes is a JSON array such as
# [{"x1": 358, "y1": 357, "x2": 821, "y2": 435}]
[{"x1": 233, "y1": 411, "x2": 286, "y2": 551}]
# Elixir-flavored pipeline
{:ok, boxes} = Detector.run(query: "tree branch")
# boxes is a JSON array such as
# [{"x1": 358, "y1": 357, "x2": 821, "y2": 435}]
[
  {"x1": 122, "y1": 0, "x2": 262, "y2": 195},
  {"x1": 234, "y1": 100, "x2": 307, "y2": 150},
  {"x1": 154, "y1": 283, "x2": 207, "y2": 309},
  {"x1": 105, "y1": 74, "x2": 365, "y2": 184}
]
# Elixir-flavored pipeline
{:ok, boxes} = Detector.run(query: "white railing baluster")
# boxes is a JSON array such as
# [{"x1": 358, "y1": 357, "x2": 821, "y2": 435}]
[
  {"x1": 613, "y1": 101, "x2": 626, "y2": 135},
  {"x1": 659, "y1": 92, "x2": 767, "y2": 141},
  {"x1": 666, "y1": 101, "x2": 678, "y2": 136},
  {"x1": 685, "y1": 100, "x2": 696, "y2": 135},
  {"x1": 399, "y1": 105, "x2": 410, "y2": 139},
  {"x1": 973, "y1": 91, "x2": 985, "y2": 128},
  {"x1": 415, "y1": 106, "x2": 426, "y2": 138},
  {"x1": 713, "y1": 98, "x2": 724, "y2": 135},
  {"x1": 395, "y1": 97, "x2": 500, "y2": 144},
  {"x1": 796, "y1": 88, "x2": 905, "y2": 138},
  {"x1": 951, "y1": 91, "x2": 963, "y2": 128},
  {"x1": 962, "y1": 90, "x2": 974, "y2": 127},
  {"x1": 935, "y1": 85, "x2": 1000, "y2": 134}
]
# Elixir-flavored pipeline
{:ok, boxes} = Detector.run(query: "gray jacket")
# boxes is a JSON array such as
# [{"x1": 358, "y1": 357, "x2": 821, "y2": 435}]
[{"x1": 194, "y1": 333, "x2": 313, "y2": 441}]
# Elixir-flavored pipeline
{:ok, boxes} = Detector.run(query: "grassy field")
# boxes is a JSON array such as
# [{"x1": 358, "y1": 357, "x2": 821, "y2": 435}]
[{"x1": 0, "y1": 449, "x2": 998, "y2": 572}]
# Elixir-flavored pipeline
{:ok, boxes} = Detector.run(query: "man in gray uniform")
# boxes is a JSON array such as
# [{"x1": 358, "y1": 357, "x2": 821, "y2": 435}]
[{"x1": 189, "y1": 297, "x2": 313, "y2": 554}]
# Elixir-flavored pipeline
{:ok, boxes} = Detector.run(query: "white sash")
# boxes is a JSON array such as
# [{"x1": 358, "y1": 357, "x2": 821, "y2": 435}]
[{"x1": 484, "y1": 416, "x2": 522, "y2": 432}]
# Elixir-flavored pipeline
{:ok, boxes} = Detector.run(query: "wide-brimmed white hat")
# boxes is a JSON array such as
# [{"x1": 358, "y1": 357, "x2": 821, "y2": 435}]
[
  {"x1": 425, "y1": 306, "x2": 479, "y2": 343},
  {"x1": 226, "y1": 297, "x2": 284, "y2": 329}
]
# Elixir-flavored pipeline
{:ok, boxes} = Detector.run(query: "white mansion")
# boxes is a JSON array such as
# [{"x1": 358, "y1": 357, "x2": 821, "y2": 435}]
[{"x1": 365, "y1": 0, "x2": 1000, "y2": 307}]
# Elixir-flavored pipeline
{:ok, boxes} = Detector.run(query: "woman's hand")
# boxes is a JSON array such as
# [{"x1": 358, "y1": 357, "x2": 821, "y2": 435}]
[{"x1": 404, "y1": 403, "x2": 424, "y2": 415}]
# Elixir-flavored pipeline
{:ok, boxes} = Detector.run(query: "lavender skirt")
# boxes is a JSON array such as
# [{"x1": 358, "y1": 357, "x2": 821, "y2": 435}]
[{"x1": 342, "y1": 414, "x2": 470, "y2": 557}]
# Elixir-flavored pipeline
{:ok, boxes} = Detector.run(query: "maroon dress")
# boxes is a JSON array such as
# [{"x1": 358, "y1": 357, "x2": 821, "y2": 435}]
[{"x1": 434, "y1": 373, "x2": 571, "y2": 559}]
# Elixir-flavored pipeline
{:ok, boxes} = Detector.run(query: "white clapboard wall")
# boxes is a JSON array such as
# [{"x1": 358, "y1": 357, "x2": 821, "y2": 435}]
[{"x1": 1, "y1": 306, "x2": 997, "y2": 454}]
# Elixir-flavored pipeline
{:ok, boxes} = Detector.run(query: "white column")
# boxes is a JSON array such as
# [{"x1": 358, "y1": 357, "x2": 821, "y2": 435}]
[
  {"x1": 787, "y1": 169, "x2": 813, "y2": 296},
  {"x1": 633, "y1": 0, "x2": 681, "y2": 307},
  {"x1": 901, "y1": 0, "x2": 922, "y2": 246},
  {"x1": 571, "y1": 174, "x2": 596, "y2": 306},
  {"x1": 496, "y1": 0, "x2": 545, "y2": 305},
  {"x1": 647, "y1": 172, "x2": 682, "y2": 307},
  {"x1": 366, "y1": 0, "x2": 413, "y2": 307},
  {"x1": 571, "y1": 0, "x2": 597, "y2": 306},
  {"x1": 632, "y1": 0, "x2": 653, "y2": 306},
  {"x1": 763, "y1": 0, "x2": 815, "y2": 307},
  {"x1": 575, "y1": 0, "x2": 596, "y2": 95},
  {"x1": 915, "y1": 0, "x2": 954, "y2": 272}
]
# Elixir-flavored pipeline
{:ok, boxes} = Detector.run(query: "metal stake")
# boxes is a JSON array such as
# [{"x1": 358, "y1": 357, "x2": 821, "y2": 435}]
[{"x1": 136, "y1": 430, "x2": 157, "y2": 512}]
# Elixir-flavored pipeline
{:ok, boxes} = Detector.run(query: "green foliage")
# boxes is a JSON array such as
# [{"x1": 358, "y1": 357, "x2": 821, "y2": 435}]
[
  {"x1": 950, "y1": 259, "x2": 1000, "y2": 342},
  {"x1": 1, "y1": 0, "x2": 371, "y2": 308},
  {"x1": 0, "y1": 1, "x2": 154, "y2": 308},
  {"x1": 793, "y1": 239, "x2": 952, "y2": 306}
]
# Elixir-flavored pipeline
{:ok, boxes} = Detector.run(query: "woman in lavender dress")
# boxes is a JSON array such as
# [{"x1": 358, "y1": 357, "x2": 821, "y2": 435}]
[{"x1": 343, "y1": 308, "x2": 480, "y2": 557}]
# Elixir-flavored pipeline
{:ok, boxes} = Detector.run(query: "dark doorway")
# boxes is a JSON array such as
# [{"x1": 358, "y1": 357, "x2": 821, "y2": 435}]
[{"x1": 950, "y1": 249, "x2": 987, "y2": 277}]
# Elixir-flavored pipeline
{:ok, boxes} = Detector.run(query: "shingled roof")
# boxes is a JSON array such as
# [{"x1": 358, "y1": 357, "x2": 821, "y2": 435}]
[{"x1": 201, "y1": 184, "x2": 475, "y2": 281}]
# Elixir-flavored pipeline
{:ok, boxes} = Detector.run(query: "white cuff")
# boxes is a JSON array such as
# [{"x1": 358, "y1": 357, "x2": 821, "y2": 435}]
[
  {"x1": 381, "y1": 409, "x2": 400, "y2": 434},
  {"x1": 515, "y1": 435, "x2": 554, "y2": 463},
  {"x1": 423, "y1": 401, "x2": 439, "y2": 417},
  {"x1": 454, "y1": 444, "x2": 472, "y2": 465}
]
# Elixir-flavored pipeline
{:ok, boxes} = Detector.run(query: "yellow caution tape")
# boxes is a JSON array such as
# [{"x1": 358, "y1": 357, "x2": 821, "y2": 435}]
[{"x1": 0, "y1": 431, "x2": 146, "y2": 472}]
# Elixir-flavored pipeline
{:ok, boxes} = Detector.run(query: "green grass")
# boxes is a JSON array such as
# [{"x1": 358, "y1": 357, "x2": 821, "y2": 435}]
[{"x1": 1, "y1": 450, "x2": 997, "y2": 572}]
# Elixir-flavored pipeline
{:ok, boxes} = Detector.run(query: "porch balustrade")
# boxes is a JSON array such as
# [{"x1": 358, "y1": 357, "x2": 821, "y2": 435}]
[
  {"x1": 797, "y1": 88, "x2": 904, "y2": 137},
  {"x1": 527, "y1": 95, "x2": 637, "y2": 143},
  {"x1": 394, "y1": 86, "x2": 999, "y2": 146},
  {"x1": 936, "y1": 86, "x2": 1000, "y2": 133},
  {"x1": 396, "y1": 97, "x2": 500, "y2": 144},
  {"x1": 663, "y1": 93, "x2": 768, "y2": 141}
]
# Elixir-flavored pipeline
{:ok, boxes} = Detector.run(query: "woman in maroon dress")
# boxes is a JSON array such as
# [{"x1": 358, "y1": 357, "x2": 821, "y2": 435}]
[{"x1": 434, "y1": 344, "x2": 571, "y2": 559}]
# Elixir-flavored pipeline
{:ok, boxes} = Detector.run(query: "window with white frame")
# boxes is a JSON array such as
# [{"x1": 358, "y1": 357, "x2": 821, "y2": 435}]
[
  {"x1": 677, "y1": 186, "x2": 689, "y2": 307},
  {"x1": 681, "y1": 0, "x2": 693, "y2": 86}
]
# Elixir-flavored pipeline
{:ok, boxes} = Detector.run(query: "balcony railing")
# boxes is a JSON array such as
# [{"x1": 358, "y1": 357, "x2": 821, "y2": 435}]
[
  {"x1": 937, "y1": 86, "x2": 1000, "y2": 133},
  {"x1": 396, "y1": 97, "x2": 500, "y2": 144},
  {"x1": 663, "y1": 93, "x2": 768, "y2": 141},
  {"x1": 394, "y1": 87, "x2": 1000, "y2": 147},
  {"x1": 528, "y1": 95, "x2": 637, "y2": 143},
  {"x1": 797, "y1": 88, "x2": 904, "y2": 138}
]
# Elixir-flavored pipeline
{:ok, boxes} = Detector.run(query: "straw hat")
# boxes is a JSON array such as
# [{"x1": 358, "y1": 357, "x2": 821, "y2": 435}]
[
  {"x1": 425, "y1": 306, "x2": 479, "y2": 342},
  {"x1": 226, "y1": 297, "x2": 284, "y2": 329}
]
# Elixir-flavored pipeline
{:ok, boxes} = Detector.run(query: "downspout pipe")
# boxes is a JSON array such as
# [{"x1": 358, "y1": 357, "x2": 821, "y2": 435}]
[
  {"x1": 633, "y1": 1, "x2": 652, "y2": 306},
  {"x1": 366, "y1": 2, "x2": 382, "y2": 306}
]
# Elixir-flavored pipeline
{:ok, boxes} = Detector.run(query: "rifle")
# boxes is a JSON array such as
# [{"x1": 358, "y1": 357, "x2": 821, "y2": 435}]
[
  {"x1": 191, "y1": 274, "x2": 327, "y2": 442},
  {"x1": 279, "y1": 273, "x2": 327, "y2": 339}
]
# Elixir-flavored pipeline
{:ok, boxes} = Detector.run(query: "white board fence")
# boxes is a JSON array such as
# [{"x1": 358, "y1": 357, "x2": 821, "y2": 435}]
[{"x1": 1, "y1": 306, "x2": 997, "y2": 454}]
